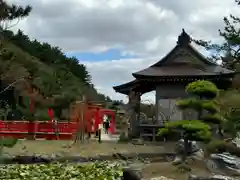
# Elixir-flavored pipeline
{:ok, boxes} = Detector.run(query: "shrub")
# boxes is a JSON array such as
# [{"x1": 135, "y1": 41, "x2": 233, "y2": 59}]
[
  {"x1": 205, "y1": 139, "x2": 240, "y2": 157},
  {"x1": 0, "y1": 162, "x2": 123, "y2": 179}
]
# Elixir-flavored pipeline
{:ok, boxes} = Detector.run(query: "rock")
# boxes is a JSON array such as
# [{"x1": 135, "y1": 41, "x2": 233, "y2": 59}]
[
  {"x1": 172, "y1": 155, "x2": 182, "y2": 165},
  {"x1": 232, "y1": 136, "x2": 240, "y2": 148},
  {"x1": 172, "y1": 139, "x2": 204, "y2": 165},
  {"x1": 131, "y1": 138, "x2": 144, "y2": 145},
  {"x1": 210, "y1": 153, "x2": 240, "y2": 176},
  {"x1": 191, "y1": 149, "x2": 204, "y2": 160},
  {"x1": 205, "y1": 159, "x2": 220, "y2": 174},
  {"x1": 122, "y1": 168, "x2": 142, "y2": 180},
  {"x1": 175, "y1": 139, "x2": 203, "y2": 156},
  {"x1": 149, "y1": 177, "x2": 174, "y2": 180},
  {"x1": 12, "y1": 155, "x2": 52, "y2": 164},
  {"x1": 188, "y1": 174, "x2": 234, "y2": 180}
]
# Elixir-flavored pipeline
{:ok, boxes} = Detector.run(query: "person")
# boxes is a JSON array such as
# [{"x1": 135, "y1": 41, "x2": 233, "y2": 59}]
[{"x1": 103, "y1": 114, "x2": 110, "y2": 134}]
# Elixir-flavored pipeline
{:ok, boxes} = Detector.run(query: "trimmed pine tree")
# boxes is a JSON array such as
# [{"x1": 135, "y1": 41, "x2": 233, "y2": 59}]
[{"x1": 158, "y1": 80, "x2": 224, "y2": 161}]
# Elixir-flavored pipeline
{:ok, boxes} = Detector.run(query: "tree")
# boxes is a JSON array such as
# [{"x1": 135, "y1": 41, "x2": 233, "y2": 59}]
[
  {"x1": 0, "y1": 0, "x2": 32, "y2": 112},
  {"x1": 158, "y1": 80, "x2": 223, "y2": 161},
  {"x1": 0, "y1": 0, "x2": 32, "y2": 30},
  {"x1": 217, "y1": 90, "x2": 240, "y2": 138},
  {"x1": 194, "y1": 0, "x2": 240, "y2": 70},
  {"x1": 0, "y1": 0, "x2": 112, "y2": 121}
]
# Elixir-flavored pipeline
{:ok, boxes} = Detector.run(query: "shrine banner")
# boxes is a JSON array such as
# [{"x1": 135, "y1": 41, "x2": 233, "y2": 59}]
[{"x1": 48, "y1": 108, "x2": 54, "y2": 119}]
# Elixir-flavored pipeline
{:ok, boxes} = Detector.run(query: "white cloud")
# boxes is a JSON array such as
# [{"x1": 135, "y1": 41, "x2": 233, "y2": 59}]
[{"x1": 7, "y1": 0, "x2": 240, "y2": 103}]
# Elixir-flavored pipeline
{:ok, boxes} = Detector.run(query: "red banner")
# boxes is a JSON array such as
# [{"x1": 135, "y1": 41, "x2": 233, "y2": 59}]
[{"x1": 48, "y1": 108, "x2": 54, "y2": 119}]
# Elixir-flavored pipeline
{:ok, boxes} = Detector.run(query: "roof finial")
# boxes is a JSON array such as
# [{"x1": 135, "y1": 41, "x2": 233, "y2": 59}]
[{"x1": 177, "y1": 28, "x2": 191, "y2": 46}]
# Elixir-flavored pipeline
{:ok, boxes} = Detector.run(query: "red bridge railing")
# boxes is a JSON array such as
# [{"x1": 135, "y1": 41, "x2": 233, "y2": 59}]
[{"x1": 0, "y1": 108, "x2": 115, "y2": 140}]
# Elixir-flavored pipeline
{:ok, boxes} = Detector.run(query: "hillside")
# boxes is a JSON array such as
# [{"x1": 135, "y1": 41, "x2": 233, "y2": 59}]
[{"x1": 0, "y1": 29, "x2": 111, "y2": 120}]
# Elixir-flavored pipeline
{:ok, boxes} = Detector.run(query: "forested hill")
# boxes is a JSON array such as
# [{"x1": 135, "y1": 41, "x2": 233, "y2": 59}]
[
  {"x1": 0, "y1": 29, "x2": 112, "y2": 120},
  {"x1": 0, "y1": 0, "x2": 115, "y2": 120},
  {"x1": 3, "y1": 29, "x2": 110, "y2": 101}
]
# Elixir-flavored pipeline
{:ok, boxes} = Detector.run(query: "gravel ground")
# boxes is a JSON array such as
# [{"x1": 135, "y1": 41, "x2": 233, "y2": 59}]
[{"x1": 141, "y1": 162, "x2": 211, "y2": 180}]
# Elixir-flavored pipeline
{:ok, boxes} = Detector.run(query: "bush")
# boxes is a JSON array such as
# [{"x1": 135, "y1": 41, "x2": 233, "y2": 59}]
[
  {"x1": 0, "y1": 162, "x2": 123, "y2": 179},
  {"x1": 206, "y1": 139, "x2": 240, "y2": 157},
  {"x1": 205, "y1": 139, "x2": 227, "y2": 154}
]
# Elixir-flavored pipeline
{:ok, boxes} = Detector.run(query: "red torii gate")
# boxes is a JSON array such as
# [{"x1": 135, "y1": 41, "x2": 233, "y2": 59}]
[{"x1": 76, "y1": 102, "x2": 115, "y2": 135}]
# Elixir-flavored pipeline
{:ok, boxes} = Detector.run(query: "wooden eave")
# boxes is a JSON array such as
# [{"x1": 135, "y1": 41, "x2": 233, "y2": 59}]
[
  {"x1": 133, "y1": 29, "x2": 235, "y2": 79},
  {"x1": 113, "y1": 79, "x2": 155, "y2": 95}
]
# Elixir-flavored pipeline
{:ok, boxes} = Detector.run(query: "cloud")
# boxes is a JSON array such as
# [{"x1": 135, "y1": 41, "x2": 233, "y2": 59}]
[
  {"x1": 83, "y1": 56, "x2": 157, "y2": 103},
  {"x1": 7, "y1": 0, "x2": 240, "y2": 103}
]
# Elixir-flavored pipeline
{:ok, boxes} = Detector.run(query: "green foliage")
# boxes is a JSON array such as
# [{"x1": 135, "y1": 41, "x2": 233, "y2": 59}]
[
  {"x1": 194, "y1": 0, "x2": 240, "y2": 70},
  {"x1": 0, "y1": 162, "x2": 123, "y2": 179},
  {"x1": 158, "y1": 120, "x2": 211, "y2": 141},
  {"x1": 0, "y1": 1, "x2": 113, "y2": 119},
  {"x1": 158, "y1": 80, "x2": 222, "y2": 161},
  {"x1": 0, "y1": 137, "x2": 18, "y2": 163},
  {"x1": 217, "y1": 90, "x2": 240, "y2": 138},
  {"x1": 177, "y1": 99, "x2": 218, "y2": 114},
  {"x1": 201, "y1": 113, "x2": 225, "y2": 124},
  {"x1": 0, "y1": 137, "x2": 18, "y2": 148},
  {"x1": 223, "y1": 108, "x2": 240, "y2": 138},
  {"x1": 177, "y1": 98, "x2": 201, "y2": 110},
  {"x1": 201, "y1": 101, "x2": 219, "y2": 114},
  {"x1": 206, "y1": 139, "x2": 240, "y2": 157},
  {"x1": 186, "y1": 80, "x2": 219, "y2": 98},
  {"x1": 217, "y1": 90, "x2": 240, "y2": 112},
  {"x1": 205, "y1": 139, "x2": 227, "y2": 154},
  {"x1": 0, "y1": 0, "x2": 32, "y2": 30},
  {"x1": 34, "y1": 108, "x2": 51, "y2": 121}
]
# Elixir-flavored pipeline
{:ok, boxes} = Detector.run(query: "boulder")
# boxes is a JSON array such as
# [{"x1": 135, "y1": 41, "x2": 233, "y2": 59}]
[
  {"x1": 172, "y1": 156, "x2": 182, "y2": 165},
  {"x1": 12, "y1": 155, "x2": 52, "y2": 164},
  {"x1": 175, "y1": 139, "x2": 202, "y2": 155},
  {"x1": 174, "y1": 139, "x2": 204, "y2": 164},
  {"x1": 191, "y1": 149, "x2": 204, "y2": 160},
  {"x1": 122, "y1": 167, "x2": 142, "y2": 180},
  {"x1": 209, "y1": 153, "x2": 240, "y2": 176},
  {"x1": 188, "y1": 174, "x2": 233, "y2": 180}
]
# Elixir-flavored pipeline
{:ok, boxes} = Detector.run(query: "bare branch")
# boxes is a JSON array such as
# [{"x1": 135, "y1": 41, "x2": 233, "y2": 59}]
[{"x1": 0, "y1": 77, "x2": 24, "y2": 95}]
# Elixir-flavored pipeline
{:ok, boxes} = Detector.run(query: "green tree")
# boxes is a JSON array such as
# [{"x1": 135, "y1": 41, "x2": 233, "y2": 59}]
[
  {"x1": 158, "y1": 80, "x2": 223, "y2": 161},
  {"x1": 0, "y1": 0, "x2": 112, "y2": 120},
  {"x1": 217, "y1": 90, "x2": 240, "y2": 138},
  {"x1": 0, "y1": 0, "x2": 31, "y2": 30},
  {"x1": 194, "y1": 0, "x2": 240, "y2": 70}
]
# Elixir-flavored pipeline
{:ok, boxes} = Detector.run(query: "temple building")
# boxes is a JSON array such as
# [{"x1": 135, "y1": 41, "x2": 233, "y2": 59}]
[{"x1": 113, "y1": 29, "x2": 235, "y2": 137}]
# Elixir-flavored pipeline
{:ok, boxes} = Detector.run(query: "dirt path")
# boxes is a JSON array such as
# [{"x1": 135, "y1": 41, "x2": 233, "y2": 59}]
[{"x1": 142, "y1": 161, "x2": 212, "y2": 180}]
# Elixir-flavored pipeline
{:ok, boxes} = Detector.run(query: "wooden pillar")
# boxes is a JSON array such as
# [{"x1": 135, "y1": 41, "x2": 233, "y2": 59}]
[
  {"x1": 95, "y1": 107, "x2": 101, "y2": 143},
  {"x1": 128, "y1": 90, "x2": 141, "y2": 139}
]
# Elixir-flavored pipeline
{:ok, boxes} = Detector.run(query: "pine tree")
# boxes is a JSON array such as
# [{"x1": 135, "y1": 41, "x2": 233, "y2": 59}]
[
  {"x1": 158, "y1": 80, "x2": 223, "y2": 161},
  {"x1": 0, "y1": 0, "x2": 32, "y2": 30},
  {"x1": 194, "y1": 0, "x2": 240, "y2": 70}
]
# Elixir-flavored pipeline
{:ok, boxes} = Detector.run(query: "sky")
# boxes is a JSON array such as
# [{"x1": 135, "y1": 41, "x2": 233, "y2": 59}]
[{"x1": 8, "y1": 0, "x2": 240, "y2": 104}]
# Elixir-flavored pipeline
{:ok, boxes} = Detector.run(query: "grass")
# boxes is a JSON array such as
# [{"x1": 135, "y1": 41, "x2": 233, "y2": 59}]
[{"x1": 6, "y1": 140, "x2": 169, "y2": 156}]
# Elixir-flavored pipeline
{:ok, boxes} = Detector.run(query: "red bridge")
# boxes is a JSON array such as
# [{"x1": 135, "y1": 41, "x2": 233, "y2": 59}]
[{"x1": 0, "y1": 104, "x2": 115, "y2": 140}]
